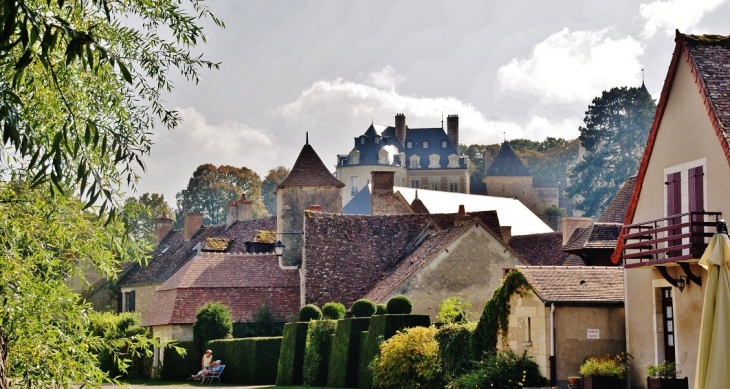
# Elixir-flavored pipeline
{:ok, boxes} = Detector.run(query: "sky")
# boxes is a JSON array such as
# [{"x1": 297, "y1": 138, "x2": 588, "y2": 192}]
[{"x1": 133, "y1": 0, "x2": 730, "y2": 205}]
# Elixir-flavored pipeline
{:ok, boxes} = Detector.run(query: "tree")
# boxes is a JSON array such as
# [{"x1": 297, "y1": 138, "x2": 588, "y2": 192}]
[
  {"x1": 566, "y1": 86, "x2": 656, "y2": 218},
  {"x1": 192, "y1": 302, "x2": 233, "y2": 354},
  {"x1": 0, "y1": 0, "x2": 221, "y2": 386},
  {"x1": 261, "y1": 166, "x2": 290, "y2": 216},
  {"x1": 175, "y1": 164, "x2": 266, "y2": 226},
  {"x1": 124, "y1": 193, "x2": 173, "y2": 244}
]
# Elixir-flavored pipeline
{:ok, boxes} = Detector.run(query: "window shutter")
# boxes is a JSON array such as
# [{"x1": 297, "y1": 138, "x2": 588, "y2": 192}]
[
  {"x1": 666, "y1": 172, "x2": 682, "y2": 257},
  {"x1": 688, "y1": 166, "x2": 704, "y2": 212}
]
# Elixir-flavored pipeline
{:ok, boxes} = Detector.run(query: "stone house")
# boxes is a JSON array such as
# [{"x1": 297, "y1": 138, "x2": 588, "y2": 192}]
[{"x1": 613, "y1": 32, "x2": 730, "y2": 388}]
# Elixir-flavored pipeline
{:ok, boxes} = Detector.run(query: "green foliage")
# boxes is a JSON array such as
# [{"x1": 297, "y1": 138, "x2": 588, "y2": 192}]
[
  {"x1": 123, "y1": 193, "x2": 174, "y2": 244},
  {"x1": 352, "y1": 299, "x2": 377, "y2": 317},
  {"x1": 298, "y1": 304, "x2": 323, "y2": 321},
  {"x1": 208, "y1": 337, "x2": 282, "y2": 384},
  {"x1": 322, "y1": 302, "x2": 346, "y2": 320},
  {"x1": 438, "y1": 297, "x2": 472, "y2": 324},
  {"x1": 386, "y1": 295, "x2": 413, "y2": 314},
  {"x1": 234, "y1": 298, "x2": 284, "y2": 337},
  {"x1": 372, "y1": 326, "x2": 443, "y2": 389},
  {"x1": 302, "y1": 320, "x2": 337, "y2": 386},
  {"x1": 473, "y1": 269, "x2": 531, "y2": 357},
  {"x1": 579, "y1": 353, "x2": 631, "y2": 378},
  {"x1": 161, "y1": 341, "x2": 198, "y2": 381},
  {"x1": 327, "y1": 318, "x2": 371, "y2": 388},
  {"x1": 567, "y1": 85, "x2": 656, "y2": 218},
  {"x1": 646, "y1": 360, "x2": 679, "y2": 379},
  {"x1": 544, "y1": 204, "x2": 567, "y2": 217},
  {"x1": 262, "y1": 166, "x2": 290, "y2": 216},
  {"x1": 435, "y1": 322, "x2": 477, "y2": 379},
  {"x1": 276, "y1": 322, "x2": 309, "y2": 386},
  {"x1": 175, "y1": 164, "x2": 266, "y2": 226},
  {"x1": 88, "y1": 312, "x2": 151, "y2": 377},
  {"x1": 449, "y1": 349, "x2": 550, "y2": 389},
  {"x1": 376, "y1": 304, "x2": 388, "y2": 315},
  {"x1": 193, "y1": 302, "x2": 233, "y2": 355}
]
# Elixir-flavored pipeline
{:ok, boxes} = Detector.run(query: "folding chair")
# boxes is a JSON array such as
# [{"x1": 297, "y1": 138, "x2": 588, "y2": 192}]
[{"x1": 204, "y1": 365, "x2": 225, "y2": 384}]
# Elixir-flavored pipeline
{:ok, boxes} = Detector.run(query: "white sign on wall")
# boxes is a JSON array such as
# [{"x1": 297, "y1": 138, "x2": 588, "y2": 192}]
[{"x1": 587, "y1": 329, "x2": 600, "y2": 339}]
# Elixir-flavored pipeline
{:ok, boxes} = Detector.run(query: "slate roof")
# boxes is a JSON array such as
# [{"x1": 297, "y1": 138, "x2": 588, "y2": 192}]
[
  {"x1": 516, "y1": 266, "x2": 624, "y2": 303},
  {"x1": 277, "y1": 143, "x2": 345, "y2": 190},
  {"x1": 485, "y1": 141, "x2": 531, "y2": 176},
  {"x1": 118, "y1": 217, "x2": 276, "y2": 287},
  {"x1": 597, "y1": 177, "x2": 636, "y2": 223},
  {"x1": 508, "y1": 232, "x2": 571, "y2": 266},
  {"x1": 142, "y1": 253, "x2": 300, "y2": 326},
  {"x1": 563, "y1": 223, "x2": 623, "y2": 253}
]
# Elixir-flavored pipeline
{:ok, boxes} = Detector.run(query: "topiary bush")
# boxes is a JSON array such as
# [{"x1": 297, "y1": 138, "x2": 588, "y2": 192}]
[
  {"x1": 302, "y1": 320, "x2": 337, "y2": 386},
  {"x1": 322, "y1": 301, "x2": 346, "y2": 320},
  {"x1": 375, "y1": 304, "x2": 387, "y2": 315},
  {"x1": 386, "y1": 295, "x2": 413, "y2": 314},
  {"x1": 192, "y1": 302, "x2": 233, "y2": 355},
  {"x1": 449, "y1": 349, "x2": 549, "y2": 389},
  {"x1": 351, "y1": 299, "x2": 377, "y2": 317},
  {"x1": 298, "y1": 304, "x2": 322, "y2": 321},
  {"x1": 371, "y1": 326, "x2": 443, "y2": 389}
]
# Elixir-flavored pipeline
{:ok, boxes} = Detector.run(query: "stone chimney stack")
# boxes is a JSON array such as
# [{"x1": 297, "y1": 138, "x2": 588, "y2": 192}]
[
  {"x1": 447, "y1": 114, "x2": 459, "y2": 147},
  {"x1": 454, "y1": 205, "x2": 472, "y2": 226},
  {"x1": 562, "y1": 217, "x2": 593, "y2": 245},
  {"x1": 236, "y1": 194, "x2": 253, "y2": 222},
  {"x1": 309, "y1": 205, "x2": 322, "y2": 212},
  {"x1": 395, "y1": 113, "x2": 407, "y2": 145},
  {"x1": 184, "y1": 213, "x2": 204, "y2": 242},
  {"x1": 225, "y1": 200, "x2": 238, "y2": 229},
  {"x1": 371, "y1": 171, "x2": 395, "y2": 195},
  {"x1": 500, "y1": 226, "x2": 512, "y2": 243},
  {"x1": 154, "y1": 212, "x2": 173, "y2": 248}
]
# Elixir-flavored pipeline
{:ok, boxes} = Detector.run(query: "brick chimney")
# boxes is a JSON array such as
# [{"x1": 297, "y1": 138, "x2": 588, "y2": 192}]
[
  {"x1": 225, "y1": 200, "x2": 238, "y2": 229},
  {"x1": 562, "y1": 217, "x2": 593, "y2": 245},
  {"x1": 454, "y1": 205, "x2": 471, "y2": 226},
  {"x1": 184, "y1": 213, "x2": 203, "y2": 242},
  {"x1": 447, "y1": 114, "x2": 459, "y2": 147},
  {"x1": 154, "y1": 212, "x2": 173, "y2": 248},
  {"x1": 236, "y1": 194, "x2": 253, "y2": 222},
  {"x1": 500, "y1": 226, "x2": 512, "y2": 243},
  {"x1": 371, "y1": 171, "x2": 395, "y2": 195},
  {"x1": 395, "y1": 113, "x2": 406, "y2": 145},
  {"x1": 309, "y1": 205, "x2": 322, "y2": 212}
]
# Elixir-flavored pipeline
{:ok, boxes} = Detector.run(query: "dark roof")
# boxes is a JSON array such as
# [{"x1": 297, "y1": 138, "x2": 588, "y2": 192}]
[
  {"x1": 508, "y1": 232, "x2": 571, "y2": 266},
  {"x1": 405, "y1": 128, "x2": 466, "y2": 169},
  {"x1": 517, "y1": 266, "x2": 624, "y2": 303},
  {"x1": 277, "y1": 143, "x2": 345, "y2": 190},
  {"x1": 485, "y1": 141, "x2": 531, "y2": 176},
  {"x1": 563, "y1": 223, "x2": 623, "y2": 253},
  {"x1": 142, "y1": 253, "x2": 300, "y2": 326},
  {"x1": 118, "y1": 217, "x2": 276, "y2": 287},
  {"x1": 598, "y1": 177, "x2": 636, "y2": 223},
  {"x1": 410, "y1": 192, "x2": 430, "y2": 214}
]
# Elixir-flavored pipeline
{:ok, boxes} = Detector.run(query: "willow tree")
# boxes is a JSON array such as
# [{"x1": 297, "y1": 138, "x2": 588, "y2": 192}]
[{"x1": 0, "y1": 0, "x2": 222, "y2": 387}]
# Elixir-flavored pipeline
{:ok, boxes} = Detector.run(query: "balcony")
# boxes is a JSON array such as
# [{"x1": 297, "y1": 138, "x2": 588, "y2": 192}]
[{"x1": 621, "y1": 211, "x2": 722, "y2": 268}]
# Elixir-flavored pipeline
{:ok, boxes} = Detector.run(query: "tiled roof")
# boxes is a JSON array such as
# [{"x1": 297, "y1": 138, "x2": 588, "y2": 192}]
[
  {"x1": 142, "y1": 253, "x2": 300, "y2": 326},
  {"x1": 118, "y1": 217, "x2": 276, "y2": 287},
  {"x1": 563, "y1": 254, "x2": 587, "y2": 266},
  {"x1": 563, "y1": 223, "x2": 623, "y2": 252},
  {"x1": 410, "y1": 193, "x2": 430, "y2": 214},
  {"x1": 277, "y1": 143, "x2": 345, "y2": 190},
  {"x1": 485, "y1": 141, "x2": 531, "y2": 176},
  {"x1": 516, "y1": 266, "x2": 624, "y2": 303},
  {"x1": 508, "y1": 232, "x2": 570, "y2": 266},
  {"x1": 598, "y1": 177, "x2": 636, "y2": 223}
]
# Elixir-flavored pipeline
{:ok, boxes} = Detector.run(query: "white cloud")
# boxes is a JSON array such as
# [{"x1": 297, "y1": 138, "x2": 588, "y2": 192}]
[
  {"x1": 497, "y1": 28, "x2": 644, "y2": 104},
  {"x1": 640, "y1": 0, "x2": 727, "y2": 39},
  {"x1": 362, "y1": 66, "x2": 405, "y2": 91}
]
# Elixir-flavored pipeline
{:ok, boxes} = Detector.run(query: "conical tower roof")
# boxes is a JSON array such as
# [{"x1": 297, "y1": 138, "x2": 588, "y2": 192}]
[
  {"x1": 485, "y1": 141, "x2": 531, "y2": 176},
  {"x1": 277, "y1": 142, "x2": 345, "y2": 191}
]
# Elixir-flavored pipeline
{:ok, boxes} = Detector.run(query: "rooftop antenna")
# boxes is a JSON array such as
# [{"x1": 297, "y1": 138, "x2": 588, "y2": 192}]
[
  {"x1": 306, "y1": 132, "x2": 309, "y2": 145},
  {"x1": 641, "y1": 68, "x2": 645, "y2": 88},
  {"x1": 504, "y1": 132, "x2": 506, "y2": 143},
  {"x1": 441, "y1": 111, "x2": 444, "y2": 129}
]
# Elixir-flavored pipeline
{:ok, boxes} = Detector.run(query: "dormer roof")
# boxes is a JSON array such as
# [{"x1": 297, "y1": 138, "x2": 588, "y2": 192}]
[
  {"x1": 277, "y1": 143, "x2": 345, "y2": 191},
  {"x1": 485, "y1": 141, "x2": 531, "y2": 176}
]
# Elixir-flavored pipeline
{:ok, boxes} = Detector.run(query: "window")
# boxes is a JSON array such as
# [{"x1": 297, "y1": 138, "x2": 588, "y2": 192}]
[
  {"x1": 360, "y1": 137, "x2": 366, "y2": 145},
  {"x1": 410, "y1": 180, "x2": 420, "y2": 188},
  {"x1": 406, "y1": 141, "x2": 413, "y2": 149},
  {"x1": 378, "y1": 149, "x2": 389, "y2": 164},
  {"x1": 124, "y1": 291, "x2": 136, "y2": 312},
  {"x1": 430, "y1": 182, "x2": 439, "y2": 190},
  {"x1": 442, "y1": 140, "x2": 448, "y2": 148},
  {"x1": 351, "y1": 176, "x2": 359, "y2": 196},
  {"x1": 448, "y1": 154, "x2": 460, "y2": 168},
  {"x1": 422, "y1": 140, "x2": 429, "y2": 148},
  {"x1": 409, "y1": 155, "x2": 421, "y2": 169},
  {"x1": 374, "y1": 136, "x2": 381, "y2": 144},
  {"x1": 449, "y1": 180, "x2": 458, "y2": 192},
  {"x1": 349, "y1": 150, "x2": 360, "y2": 165},
  {"x1": 429, "y1": 154, "x2": 440, "y2": 168}
]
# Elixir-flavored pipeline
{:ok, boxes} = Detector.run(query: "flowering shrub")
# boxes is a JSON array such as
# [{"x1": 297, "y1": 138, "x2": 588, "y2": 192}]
[
  {"x1": 448, "y1": 349, "x2": 549, "y2": 389},
  {"x1": 371, "y1": 326, "x2": 443, "y2": 389},
  {"x1": 646, "y1": 361, "x2": 679, "y2": 379},
  {"x1": 579, "y1": 353, "x2": 631, "y2": 378}
]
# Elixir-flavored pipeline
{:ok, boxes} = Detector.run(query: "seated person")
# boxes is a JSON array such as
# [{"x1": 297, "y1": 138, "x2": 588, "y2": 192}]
[{"x1": 201, "y1": 360, "x2": 223, "y2": 382}]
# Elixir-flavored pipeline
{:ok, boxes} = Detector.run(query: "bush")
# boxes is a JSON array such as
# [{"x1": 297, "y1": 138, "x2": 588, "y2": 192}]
[
  {"x1": 322, "y1": 301, "x2": 346, "y2": 320},
  {"x1": 351, "y1": 299, "x2": 377, "y2": 317},
  {"x1": 193, "y1": 302, "x2": 233, "y2": 355},
  {"x1": 302, "y1": 320, "x2": 337, "y2": 386},
  {"x1": 161, "y1": 341, "x2": 198, "y2": 381},
  {"x1": 209, "y1": 337, "x2": 282, "y2": 384},
  {"x1": 276, "y1": 322, "x2": 309, "y2": 386},
  {"x1": 646, "y1": 360, "x2": 678, "y2": 379},
  {"x1": 88, "y1": 311, "x2": 151, "y2": 377},
  {"x1": 327, "y1": 318, "x2": 371, "y2": 388},
  {"x1": 579, "y1": 353, "x2": 630, "y2": 378},
  {"x1": 298, "y1": 304, "x2": 322, "y2": 321},
  {"x1": 376, "y1": 303, "x2": 387, "y2": 315},
  {"x1": 435, "y1": 322, "x2": 476, "y2": 380},
  {"x1": 386, "y1": 295, "x2": 412, "y2": 314},
  {"x1": 372, "y1": 326, "x2": 442, "y2": 389},
  {"x1": 449, "y1": 349, "x2": 549, "y2": 389},
  {"x1": 438, "y1": 297, "x2": 471, "y2": 324}
]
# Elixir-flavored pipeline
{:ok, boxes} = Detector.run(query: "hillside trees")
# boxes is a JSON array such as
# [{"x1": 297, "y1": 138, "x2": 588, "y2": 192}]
[
  {"x1": 261, "y1": 166, "x2": 290, "y2": 216},
  {"x1": 176, "y1": 164, "x2": 266, "y2": 225},
  {"x1": 0, "y1": 0, "x2": 221, "y2": 386},
  {"x1": 566, "y1": 86, "x2": 656, "y2": 217}
]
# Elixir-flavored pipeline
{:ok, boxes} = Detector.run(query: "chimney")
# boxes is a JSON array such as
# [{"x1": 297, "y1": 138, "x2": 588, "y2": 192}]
[
  {"x1": 395, "y1": 113, "x2": 406, "y2": 145},
  {"x1": 454, "y1": 205, "x2": 471, "y2": 226},
  {"x1": 184, "y1": 213, "x2": 204, "y2": 242},
  {"x1": 309, "y1": 205, "x2": 322, "y2": 212},
  {"x1": 371, "y1": 171, "x2": 395, "y2": 195},
  {"x1": 500, "y1": 226, "x2": 512, "y2": 243},
  {"x1": 154, "y1": 212, "x2": 173, "y2": 248},
  {"x1": 225, "y1": 200, "x2": 237, "y2": 229},
  {"x1": 236, "y1": 194, "x2": 253, "y2": 222},
  {"x1": 561, "y1": 217, "x2": 593, "y2": 245},
  {"x1": 447, "y1": 114, "x2": 459, "y2": 147}
]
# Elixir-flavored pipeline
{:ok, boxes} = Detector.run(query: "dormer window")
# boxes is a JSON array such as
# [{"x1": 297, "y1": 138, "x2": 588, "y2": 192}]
[
  {"x1": 448, "y1": 154, "x2": 460, "y2": 168},
  {"x1": 406, "y1": 141, "x2": 413, "y2": 149},
  {"x1": 442, "y1": 140, "x2": 448, "y2": 148},
  {"x1": 428, "y1": 154, "x2": 440, "y2": 168},
  {"x1": 423, "y1": 141, "x2": 429, "y2": 148},
  {"x1": 350, "y1": 150, "x2": 360, "y2": 165},
  {"x1": 375, "y1": 136, "x2": 381, "y2": 144},
  {"x1": 360, "y1": 136, "x2": 366, "y2": 145},
  {"x1": 409, "y1": 155, "x2": 421, "y2": 169}
]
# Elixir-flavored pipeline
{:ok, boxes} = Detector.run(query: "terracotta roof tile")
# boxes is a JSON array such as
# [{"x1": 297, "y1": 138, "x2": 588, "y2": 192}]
[
  {"x1": 508, "y1": 232, "x2": 570, "y2": 266},
  {"x1": 563, "y1": 223, "x2": 622, "y2": 253},
  {"x1": 684, "y1": 34, "x2": 730, "y2": 135},
  {"x1": 516, "y1": 266, "x2": 624, "y2": 303},
  {"x1": 277, "y1": 143, "x2": 345, "y2": 190},
  {"x1": 598, "y1": 177, "x2": 636, "y2": 223}
]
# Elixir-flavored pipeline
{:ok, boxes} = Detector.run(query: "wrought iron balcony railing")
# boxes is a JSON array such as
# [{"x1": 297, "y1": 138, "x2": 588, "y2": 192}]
[{"x1": 621, "y1": 211, "x2": 722, "y2": 268}]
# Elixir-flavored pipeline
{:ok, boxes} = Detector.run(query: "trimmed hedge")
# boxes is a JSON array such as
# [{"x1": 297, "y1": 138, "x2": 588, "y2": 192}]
[
  {"x1": 375, "y1": 303, "x2": 387, "y2": 315},
  {"x1": 276, "y1": 322, "x2": 309, "y2": 386},
  {"x1": 161, "y1": 341, "x2": 199, "y2": 381},
  {"x1": 299, "y1": 304, "x2": 322, "y2": 321},
  {"x1": 327, "y1": 317, "x2": 371, "y2": 388},
  {"x1": 233, "y1": 321, "x2": 285, "y2": 338},
  {"x1": 351, "y1": 299, "x2": 377, "y2": 317},
  {"x1": 386, "y1": 295, "x2": 413, "y2": 314},
  {"x1": 322, "y1": 301, "x2": 346, "y2": 320},
  {"x1": 208, "y1": 337, "x2": 282, "y2": 385},
  {"x1": 302, "y1": 320, "x2": 337, "y2": 386},
  {"x1": 358, "y1": 314, "x2": 431, "y2": 389}
]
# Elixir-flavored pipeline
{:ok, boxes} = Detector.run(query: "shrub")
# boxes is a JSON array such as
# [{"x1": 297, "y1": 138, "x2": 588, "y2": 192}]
[
  {"x1": 386, "y1": 295, "x2": 412, "y2": 314},
  {"x1": 435, "y1": 322, "x2": 476, "y2": 380},
  {"x1": 276, "y1": 322, "x2": 309, "y2": 386},
  {"x1": 209, "y1": 337, "x2": 282, "y2": 384},
  {"x1": 646, "y1": 360, "x2": 679, "y2": 379},
  {"x1": 302, "y1": 320, "x2": 337, "y2": 386},
  {"x1": 375, "y1": 303, "x2": 387, "y2": 315},
  {"x1": 351, "y1": 299, "x2": 377, "y2": 317},
  {"x1": 88, "y1": 311, "x2": 151, "y2": 377},
  {"x1": 438, "y1": 297, "x2": 471, "y2": 324},
  {"x1": 579, "y1": 353, "x2": 631, "y2": 378},
  {"x1": 322, "y1": 301, "x2": 346, "y2": 320},
  {"x1": 449, "y1": 349, "x2": 549, "y2": 389},
  {"x1": 371, "y1": 326, "x2": 442, "y2": 389},
  {"x1": 161, "y1": 341, "x2": 197, "y2": 381},
  {"x1": 192, "y1": 302, "x2": 233, "y2": 354},
  {"x1": 298, "y1": 304, "x2": 322, "y2": 321}
]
